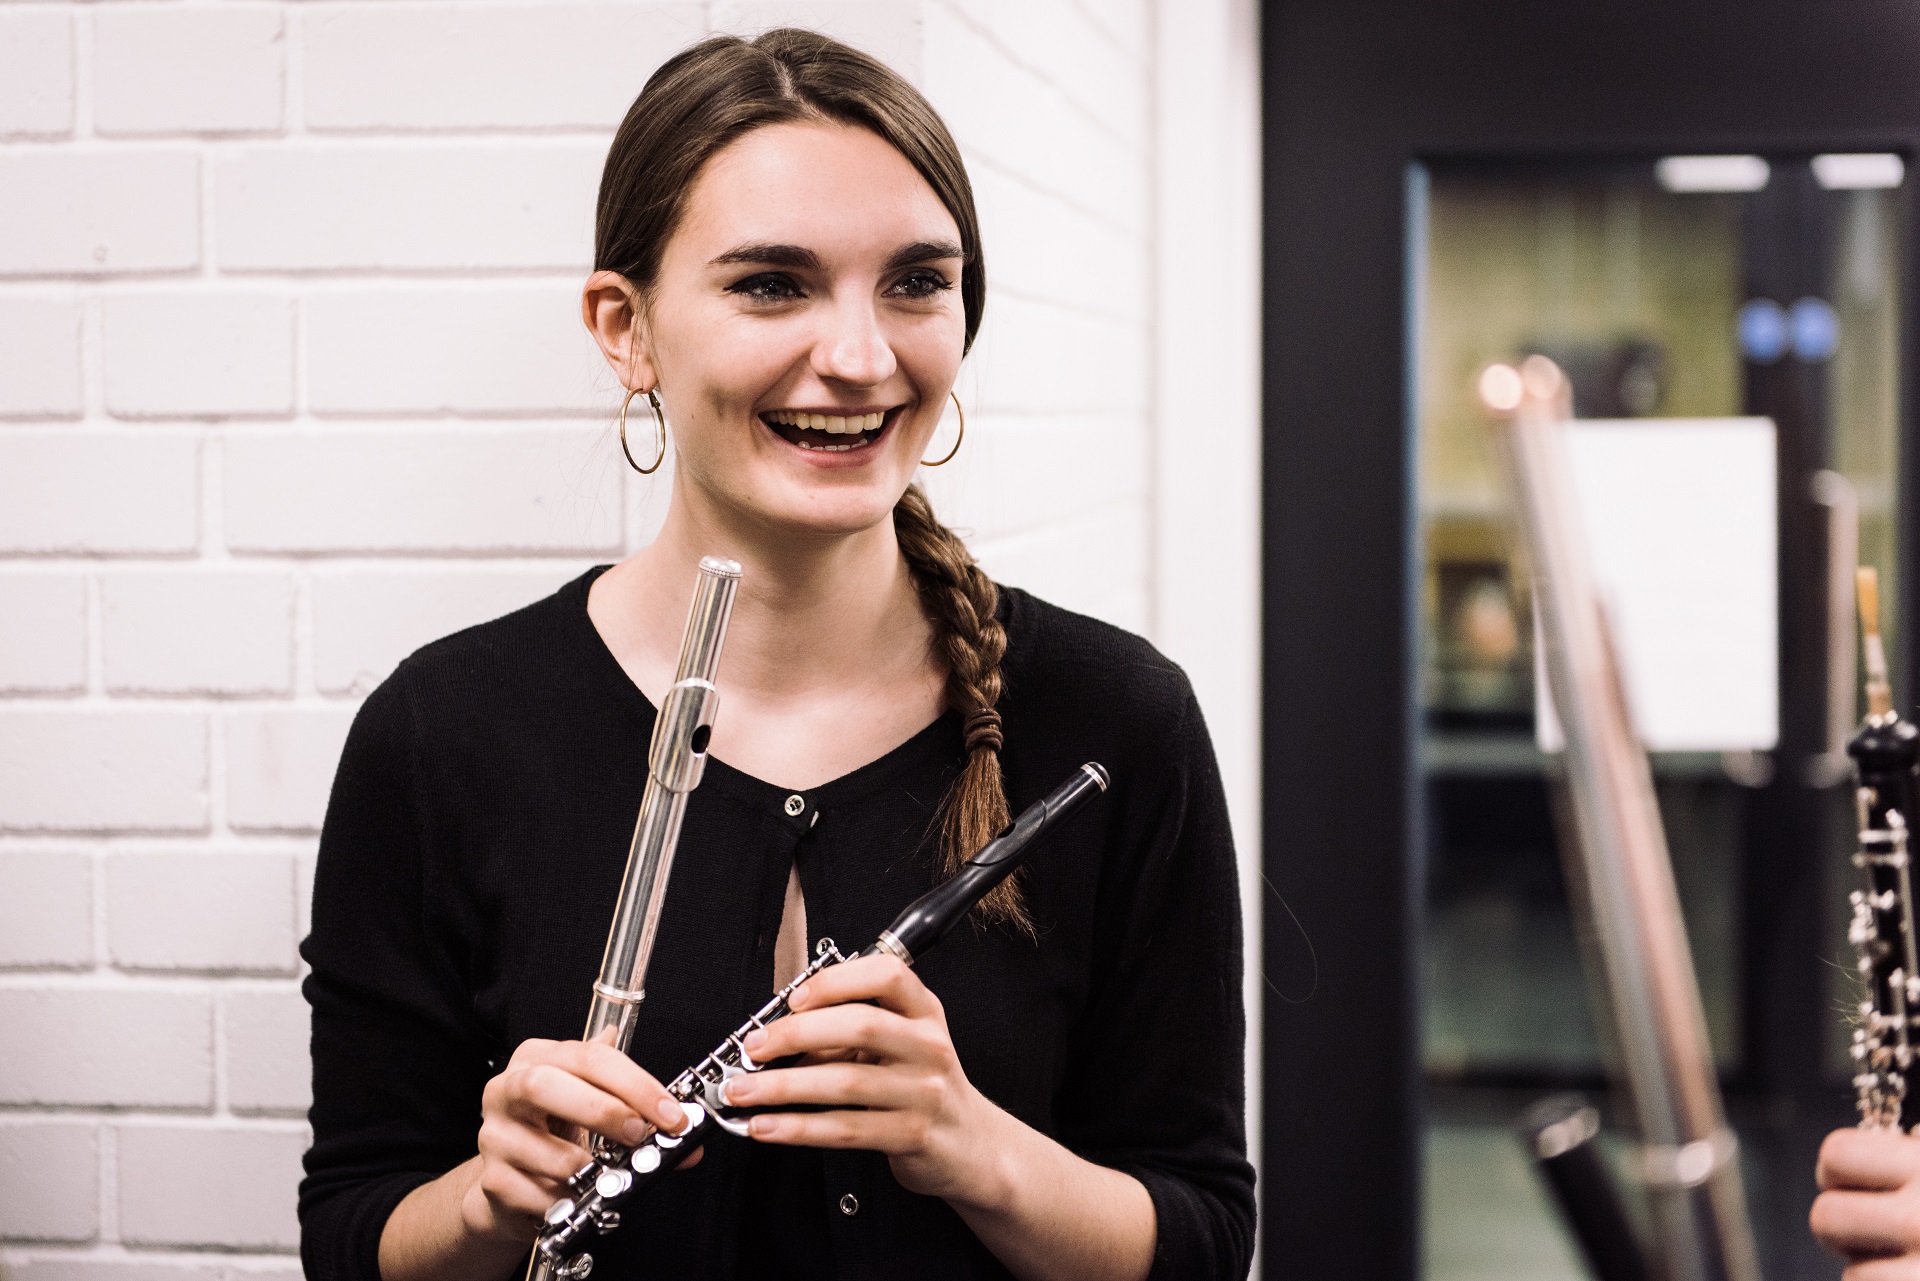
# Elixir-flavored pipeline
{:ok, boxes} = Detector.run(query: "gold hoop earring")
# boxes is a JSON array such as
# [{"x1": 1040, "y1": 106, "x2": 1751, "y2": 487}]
[
  {"x1": 921, "y1": 390, "x2": 965, "y2": 467},
  {"x1": 618, "y1": 387, "x2": 666, "y2": 475}
]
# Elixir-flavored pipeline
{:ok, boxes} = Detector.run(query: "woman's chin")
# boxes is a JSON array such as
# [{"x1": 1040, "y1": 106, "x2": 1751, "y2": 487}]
[{"x1": 743, "y1": 476, "x2": 916, "y2": 542}]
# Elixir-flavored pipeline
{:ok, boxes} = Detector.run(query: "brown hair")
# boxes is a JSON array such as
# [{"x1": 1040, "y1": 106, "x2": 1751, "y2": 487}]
[{"x1": 597, "y1": 30, "x2": 1027, "y2": 932}]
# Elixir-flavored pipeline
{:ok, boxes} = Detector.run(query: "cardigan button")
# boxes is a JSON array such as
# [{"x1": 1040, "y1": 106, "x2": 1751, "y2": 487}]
[
  {"x1": 838, "y1": 1193, "x2": 859, "y2": 1216},
  {"x1": 783, "y1": 794, "x2": 805, "y2": 817}
]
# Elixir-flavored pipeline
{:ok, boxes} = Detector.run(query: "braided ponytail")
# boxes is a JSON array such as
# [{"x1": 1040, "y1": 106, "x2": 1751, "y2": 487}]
[{"x1": 894, "y1": 485, "x2": 1031, "y2": 937}]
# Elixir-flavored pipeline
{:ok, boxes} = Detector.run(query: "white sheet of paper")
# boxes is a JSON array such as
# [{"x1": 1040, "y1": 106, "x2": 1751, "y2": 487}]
[{"x1": 1535, "y1": 417, "x2": 1779, "y2": 754}]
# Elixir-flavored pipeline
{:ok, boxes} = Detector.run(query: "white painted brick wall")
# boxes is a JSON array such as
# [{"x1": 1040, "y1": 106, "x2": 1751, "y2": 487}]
[
  {"x1": 0, "y1": 432, "x2": 200, "y2": 555},
  {"x1": 0, "y1": 1121, "x2": 98, "y2": 1241},
  {"x1": 0, "y1": 987, "x2": 212, "y2": 1108},
  {"x1": 302, "y1": 284, "x2": 605, "y2": 414},
  {"x1": 0, "y1": 573, "x2": 89, "y2": 694},
  {"x1": 116, "y1": 1124, "x2": 306, "y2": 1249},
  {"x1": 101, "y1": 572, "x2": 294, "y2": 695},
  {"x1": 213, "y1": 145, "x2": 601, "y2": 272},
  {"x1": 0, "y1": 151, "x2": 201, "y2": 276},
  {"x1": 0, "y1": 711, "x2": 210, "y2": 832},
  {"x1": 101, "y1": 292, "x2": 296, "y2": 419},
  {"x1": 0, "y1": 293, "x2": 83, "y2": 417},
  {"x1": 311, "y1": 565, "x2": 585, "y2": 695},
  {"x1": 107, "y1": 851, "x2": 298, "y2": 973},
  {"x1": 222, "y1": 987, "x2": 311, "y2": 1114},
  {"x1": 223, "y1": 427, "x2": 623, "y2": 553},
  {"x1": 0, "y1": 12, "x2": 76, "y2": 140},
  {"x1": 92, "y1": 7, "x2": 287, "y2": 137},
  {"x1": 301, "y1": 3, "x2": 703, "y2": 130},
  {"x1": 0, "y1": 850, "x2": 94, "y2": 968},
  {"x1": 0, "y1": 0, "x2": 1264, "y2": 1268},
  {"x1": 4, "y1": 1261, "x2": 303, "y2": 1281},
  {"x1": 224, "y1": 709, "x2": 355, "y2": 833}
]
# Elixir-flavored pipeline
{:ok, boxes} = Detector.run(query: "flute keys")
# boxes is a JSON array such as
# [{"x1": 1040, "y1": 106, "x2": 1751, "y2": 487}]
[
  {"x1": 558, "y1": 1254, "x2": 594, "y2": 1279},
  {"x1": 596, "y1": 1168, "x2": 633, "y2": 1199},
  {"x1": 631, "y1": 1145, "x2": 662, "y2": 1174}
]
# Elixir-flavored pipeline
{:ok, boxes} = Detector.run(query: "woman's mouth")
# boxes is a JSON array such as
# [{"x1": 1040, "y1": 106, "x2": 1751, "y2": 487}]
[{"x1": 762, "y1": 408, "x2": 891, "y2": 454}]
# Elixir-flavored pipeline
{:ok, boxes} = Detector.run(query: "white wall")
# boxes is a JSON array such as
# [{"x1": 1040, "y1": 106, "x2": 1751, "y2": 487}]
[{"x1": 0, "y1": 0, "x2": 1260, "y2": 1271}]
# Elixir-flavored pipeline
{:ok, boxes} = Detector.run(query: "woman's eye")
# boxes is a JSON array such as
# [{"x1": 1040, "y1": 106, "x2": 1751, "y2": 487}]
[
  {"x1": 728, "y1": 273, "x2": 805, "y2": 304},
  {"x1": 889, "y1": 269, "x2": 953, "y2": 300}
]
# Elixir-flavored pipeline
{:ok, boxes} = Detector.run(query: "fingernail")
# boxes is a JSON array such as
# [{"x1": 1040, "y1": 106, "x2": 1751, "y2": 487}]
[
  {"x1": 788, "y1": 983, "x2": 808, "y2": 1010},
  {"x1": 622, "y1": 1117, "x2": 649, "y2": 1145},
  {"x1": 743, "y1": 1029, "x2": 768, "y2": 1052},
  {"x1": 657, "y1": 1099, "x2": 685, "y2": 1132},
  {"x1": 721, "y1": 1077, "x2": 750, "y2": 1106},
  {"x1": 750, "y1": 1115, "x2": 779, "y2": 1139}
]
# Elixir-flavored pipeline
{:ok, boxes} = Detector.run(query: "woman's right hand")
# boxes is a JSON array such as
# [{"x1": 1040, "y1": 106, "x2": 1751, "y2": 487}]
[{"x1": 462, "y1": 1029, "x2": 691, "y2": 1241}]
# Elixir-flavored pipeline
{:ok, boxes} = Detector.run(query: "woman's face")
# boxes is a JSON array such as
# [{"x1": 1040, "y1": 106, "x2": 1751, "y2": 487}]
[{"x1": 619, "y1": 120, "x2": 967, "y2": 540}]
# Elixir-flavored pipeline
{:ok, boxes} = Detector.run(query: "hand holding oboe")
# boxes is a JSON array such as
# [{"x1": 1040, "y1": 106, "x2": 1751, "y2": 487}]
[{"x1": 1812, "y1": 1127, "x2": 1920, "y2": 1271}]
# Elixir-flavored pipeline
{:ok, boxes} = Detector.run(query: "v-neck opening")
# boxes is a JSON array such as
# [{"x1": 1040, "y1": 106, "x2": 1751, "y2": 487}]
[{"x1": 563, "y1": 565, "x2": 963, "y2": 811}]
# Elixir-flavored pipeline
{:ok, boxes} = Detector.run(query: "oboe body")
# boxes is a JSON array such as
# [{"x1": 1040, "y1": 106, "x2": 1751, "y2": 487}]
[
  {"x1": 1848, "y1": 567, "x2": 1920, "y2": 1131},
  {"x1": 524, "y1": 555, "x2": 742, "y2": 1281},
  {"x1": 528, "y1": 761, "x2": 1111, "y2": 1279}
]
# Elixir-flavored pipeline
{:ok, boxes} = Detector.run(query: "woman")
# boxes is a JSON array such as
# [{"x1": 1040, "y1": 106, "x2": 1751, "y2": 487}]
[{"x1": 299, "y1": 29, "x2": 1252, "y2": 1281}]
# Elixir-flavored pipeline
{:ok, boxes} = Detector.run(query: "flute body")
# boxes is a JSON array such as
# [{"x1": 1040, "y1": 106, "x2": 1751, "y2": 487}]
[
  {"x1": 580, "y1": 556, "x2": 741, "y2": 1060},
  {"x1": 528, "y1": 761, "x2": 1111, "y2": 1279},
  {"x1": 525, "y1": 555, "x2": 741, "y2": 1281}
]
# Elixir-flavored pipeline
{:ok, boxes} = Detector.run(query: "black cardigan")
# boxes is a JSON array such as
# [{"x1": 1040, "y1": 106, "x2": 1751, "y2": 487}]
[{"x1": 299, "y1": 568, "x2": 1254, "y2": 1280}]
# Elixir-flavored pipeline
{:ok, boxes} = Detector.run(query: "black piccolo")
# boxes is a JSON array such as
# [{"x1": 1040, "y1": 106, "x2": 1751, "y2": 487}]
[{"x1": 529, "y1": 761, "x2": 1111, "y2": 1278}]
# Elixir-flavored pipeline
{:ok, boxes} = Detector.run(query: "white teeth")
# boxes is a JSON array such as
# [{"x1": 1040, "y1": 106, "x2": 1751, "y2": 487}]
[{"x1": 766, "y1": 410, "x2": 887, "y2": 435}]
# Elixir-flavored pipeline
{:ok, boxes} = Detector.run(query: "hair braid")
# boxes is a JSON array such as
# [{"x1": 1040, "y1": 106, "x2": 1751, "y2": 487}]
[{"x1": 893, "y1": 485, "x2": 1032, "y2": 937}]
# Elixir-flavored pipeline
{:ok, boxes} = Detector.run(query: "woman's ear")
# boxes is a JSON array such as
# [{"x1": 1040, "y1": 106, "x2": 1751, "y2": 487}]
[{"x1": 582, "y1": 271, "x2": 659, "y2": 391}]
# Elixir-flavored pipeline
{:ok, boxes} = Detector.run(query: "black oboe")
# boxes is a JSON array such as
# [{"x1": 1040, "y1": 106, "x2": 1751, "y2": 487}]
[
  {"x1": 1848, "y1": 566, "x2": 1920, "y2": 1132},
  {"x1": 529, "y1": 761, "x2": 1110, "y2": 1279}
]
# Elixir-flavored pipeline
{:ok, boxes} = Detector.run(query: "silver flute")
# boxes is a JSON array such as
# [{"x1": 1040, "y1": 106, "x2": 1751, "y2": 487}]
[
  {"x1": 527, "y1": 762, "x2": 1111, "y2": 1279},
  {"x1": 525, "y1": 554, "x2": 741, "y2": 1281},
  {"x1": 1482, "y1": 357, "x2": 1760, "y2": 1281}
]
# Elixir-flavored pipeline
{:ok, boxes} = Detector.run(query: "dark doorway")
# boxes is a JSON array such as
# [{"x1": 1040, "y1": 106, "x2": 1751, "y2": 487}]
[{"x1": 1261, "y1": 5, "x2": 1920, "y2": 1278}]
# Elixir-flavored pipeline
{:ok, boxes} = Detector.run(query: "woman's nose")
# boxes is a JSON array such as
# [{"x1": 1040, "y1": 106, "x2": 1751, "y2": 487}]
[{"x1": 812, "y1": 298, "x2": 897, "y2": 387}]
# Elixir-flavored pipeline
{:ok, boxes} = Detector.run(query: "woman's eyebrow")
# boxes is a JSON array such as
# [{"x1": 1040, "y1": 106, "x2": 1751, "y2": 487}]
[
  {"x1": 707, "y1": 239, "x2": 963, "y2": 271},
  {"x1": 710, "y1": 243, "x2": 821, "y2": 269},
  {"x1": 885, "y1": 240, "x2": 964, "y2": 269}
]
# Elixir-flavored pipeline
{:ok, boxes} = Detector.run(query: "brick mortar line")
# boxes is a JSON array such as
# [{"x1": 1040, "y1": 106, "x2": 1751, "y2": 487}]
[
  {"x1": 0, "y1": 1108, "x2": 307, "y2": 1127},
  {"x1": 0, "y1": 267, "x2": 601, "y2": 285},
  {"x1": 0, "y1": 556, "x2": 599, "y2": 573},
  {"x1": 928, "y1": 0, "x2": 1148, "y2": 154},
  {"x1": 70, "y1": 4, "x2": 93, "y2": 141},
  {"x1": 0, "y1": 133, "x2": 618, "y2": 155},
  {"x1": 960, "y1": 147, "x2": 1147, "y2": 241},
  {"x1": 1064, "y1": 0, "x2": 1148, "y2": 67},
  {"x1": 0, "y1": 1245, "x2": 303, "y2": 1265},
  {"x1": 987, "y1": 285, "x2": 1152, "y2": 328},
  {"x1": 0, "y1": 547, "x2": 620, "y2": 564},
  {"x1": 0, "y1": 975, "x2": 301, "y2": 998}
]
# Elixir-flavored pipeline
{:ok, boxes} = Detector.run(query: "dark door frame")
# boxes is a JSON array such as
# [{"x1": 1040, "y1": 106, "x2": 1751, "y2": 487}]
[{"x1": 1260, "y1": 5, "x2": 1920, "y2": 1276}]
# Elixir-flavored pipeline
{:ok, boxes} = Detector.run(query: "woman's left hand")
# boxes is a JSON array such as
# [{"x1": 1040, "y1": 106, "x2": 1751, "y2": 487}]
[{"x1": 721, "y1": 953, "x2": 1006, "y2": 1206}]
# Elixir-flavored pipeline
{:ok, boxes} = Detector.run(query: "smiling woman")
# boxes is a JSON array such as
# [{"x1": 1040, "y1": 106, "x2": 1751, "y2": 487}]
[{"x1": 296, "y1": 28, "x2": 1253, "y2": 1281}]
